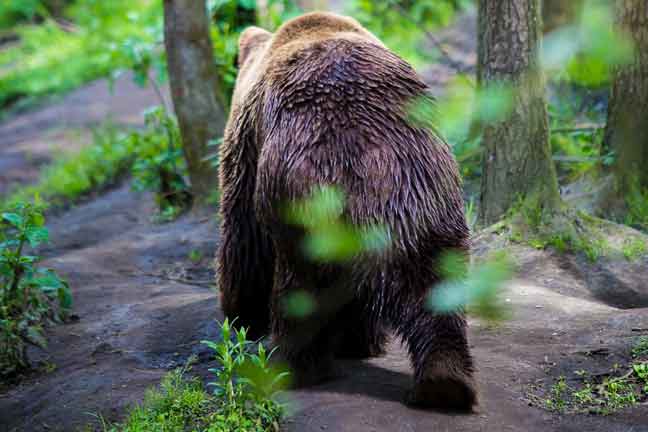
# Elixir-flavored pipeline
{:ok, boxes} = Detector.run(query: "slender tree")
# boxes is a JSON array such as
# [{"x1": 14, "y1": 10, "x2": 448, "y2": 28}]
[
  {"x1": 478, "y1": 0, "x2": 561, "y2": 225},
  {"x1": 163, "y1": 0, "x2": 227, "y2": 205},
  {"x1": 542, "y1": 0, "x2": 583, "y2": 33},
  {"x1": 600, "y1": 0, "x2": 648, "y2": 214}
]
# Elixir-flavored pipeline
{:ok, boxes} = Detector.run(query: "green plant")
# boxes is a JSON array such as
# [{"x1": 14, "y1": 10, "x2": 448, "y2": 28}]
[
  {"x1": 0, "y1": 0, "x2": 48, "y2": 29},
  {"x1": 599, "y1": 378, "x2": 636, "y2": 414},
  {"x1": 625, "y1": 188, "x2": 648, "y2": 232},
  {"x1": 285, "y1": 186, "x2": 390, "y2": 263},
  {"x1": 540, "y1": 360, "x2": 648, "y2": 415},
  {"x1": 106, "y1": 321, "x2": 286, "y2": 431},
  {"x1": 545, "y1": 376, "x2": 569, "y2": 412},
  {"x1": 189, "y1": 249, "x2": 203, "y2": 263},
  {"x1": 107, "y1": 361, "x2": 217, "y2": 432},
  {"x1": 3, "y1": 110, "x2": 191, "y2": 217},
  {"x1": 622, "y1": 238, "x2": 647, "y2": 261},
  {"x1": 632, "y1": 337, "x2": 648, "y2": 359},
  {"x1": 633, "y1": 363, "x2": 648, "y2": 394},
  {"x1": 347, "y1": 0, "x2": 469, "y2": 67},
  {"x1": 201, "y1": 319, "x2": 288, "y2": 432},
  {"x1": 0, "y1": 198, "x2": 71, "y2": 376},
  {"x1": 0, "y1": 0, "x2": 161, "y2": 113},
  {"x1": 130, "y1": 107, "x2": 191, "y2": 221}
]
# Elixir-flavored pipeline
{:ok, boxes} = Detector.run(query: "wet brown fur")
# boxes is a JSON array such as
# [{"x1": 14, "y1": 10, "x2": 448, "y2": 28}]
[{"x1": 217, "y1": 12, "x2": 477, "y2": 410}]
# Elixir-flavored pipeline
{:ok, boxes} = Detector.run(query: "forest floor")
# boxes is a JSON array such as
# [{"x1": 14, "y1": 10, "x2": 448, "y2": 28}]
[{"x1": 1, "y1": 12, "x2": 648, "y2": 432}]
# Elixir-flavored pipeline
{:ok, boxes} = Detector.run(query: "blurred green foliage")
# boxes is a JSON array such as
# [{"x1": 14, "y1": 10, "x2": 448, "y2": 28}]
[
  {"x1": 0, "y1": 0, "x2": 161, "y2": 112},
  {"x1": 281, "y1": 290, "x2": 316, "y2": 319},
  {"x1": 285, "y1": 185, "x2": 511, "y2": 321},
  {"x1": 543, "y1": 0, "x2": 634, "y2": 87},
  {"x1": 407, "y1": 76, "x2": 514, "y2": 180},
  {"x1": 0, "y1": 198, "x2": 71, "y2": 376},
  {"x1": 0, "y1": 0, "x2": 48, "y2": 29},
  {"x1": 428, "y1": 251, "x2": 512, "y2": 322},
  {"x1": 285, "y1": 186, "x2": 390, "y2": 262},
  {"x1": 347, "y1": 0, "x2": 471, "y2": 66},
  {"x1": 209, "y1": 0, "x2": 301, "y2": 106}
]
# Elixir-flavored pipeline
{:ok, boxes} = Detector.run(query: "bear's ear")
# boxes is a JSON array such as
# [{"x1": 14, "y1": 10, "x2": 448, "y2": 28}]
[{"x1": 238, "y1": 26, "x2": 271, "y2": 68}]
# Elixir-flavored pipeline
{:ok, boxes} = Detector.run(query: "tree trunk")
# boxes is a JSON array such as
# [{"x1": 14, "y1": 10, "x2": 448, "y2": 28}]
[
  {"x1": 602, "y1": 0, "x2": 648, "y2": 211},
  {"x1": 163, "y1": 0, "x2": 226, "y2": 205},
  {"x1": 478, "y1": 0, "x2": 561, "y2": 225},
  {"x1": 542, "y1": 0, "x2": 583, "y2": 33}
]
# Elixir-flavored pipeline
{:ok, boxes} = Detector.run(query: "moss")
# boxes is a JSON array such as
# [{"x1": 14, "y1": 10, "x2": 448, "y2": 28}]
[
  {"x1": 506, "y1": 197, "x2": 613, "y2": 262},
  {"x1": 622, "y1": 238, "x2": 648, "y2": 261}
]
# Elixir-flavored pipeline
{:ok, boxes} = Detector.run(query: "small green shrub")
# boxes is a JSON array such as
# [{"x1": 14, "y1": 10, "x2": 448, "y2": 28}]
[
  {"x1": 108, "y1": 319, "x2": 286, "y2": 432},
  {"x1": 201, "y1": 319, "x2": 288, "y2": 431},
  {"x1": 130, "y1": 107, "x2": 191, "y2": 221},
  {"x1": 0, "y1": 198, "x2": 71, "y2": 376}
]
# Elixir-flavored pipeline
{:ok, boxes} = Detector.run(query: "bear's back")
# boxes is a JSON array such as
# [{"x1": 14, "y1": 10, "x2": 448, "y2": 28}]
[{"x1": 255, "y1": 27, "x2": 467, "y2": 252}]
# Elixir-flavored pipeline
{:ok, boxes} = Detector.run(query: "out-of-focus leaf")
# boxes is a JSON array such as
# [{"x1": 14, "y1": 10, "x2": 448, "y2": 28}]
[
  {"x1": 428, "y1": 252, "x2": 513, "y2": 321},
  {"x1": 25, "y1": 227, "x2": 49, "y2": 248},
  {"x1": 282, "y1": 290, "x2": 316, "y2": 319},
  {"x1": 25, "y1": 326, "x2": 47, "y2": 349},
  {"x1": 542, "y1": 0, "x2": 634, "y2": 86},
  {"x1": 2, "y1": 213, "x2": 23, "y2": 228}
]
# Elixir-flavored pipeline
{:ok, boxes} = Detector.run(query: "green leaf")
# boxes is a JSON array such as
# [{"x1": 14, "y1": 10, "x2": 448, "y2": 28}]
[
  {"x1": 25, "y1": 326, "x2": 47, "y2": 349},
  {"x1": 25, "y1": 227, "x2": 49, "y2": 247},
  {"x1": 58, "y1": 285, "x2": 73, "y2": 310},
  {"x1": 239, "y1": 0, "x2": 257, "y2": 10},
  {"x1": 2, "y1": 213, "x2": 23, "y2": 228}
]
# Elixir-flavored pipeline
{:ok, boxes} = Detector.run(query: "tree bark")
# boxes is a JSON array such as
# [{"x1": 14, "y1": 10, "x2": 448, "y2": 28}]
[
  {"x1": 542, "y1": 0, "x2": 583, "y2": 33},
  {"x1": 602, "y1": 0, "x2": 648, "y2": 207},
  {"x1": 478, "y1": 0, "x2": 561, "y2": 224},
  {"x1": 163, "y1": 0, "x2": 226, "y2": 205}
]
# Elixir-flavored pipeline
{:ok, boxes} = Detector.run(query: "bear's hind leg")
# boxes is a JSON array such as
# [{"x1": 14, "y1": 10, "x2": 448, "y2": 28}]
[
  {"x1": 270, "y1": 261, "x2": 351, "y2": 387},
  {"x1": 392, "y1": 301, "x2": 478, "y2": 411},
  {"x1": 333, "y1": 299, "x2": 388, "y2": 359}
]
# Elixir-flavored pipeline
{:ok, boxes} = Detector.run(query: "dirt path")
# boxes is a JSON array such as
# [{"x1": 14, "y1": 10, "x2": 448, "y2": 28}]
[
  {"x1": 0, "y1": 184, "x2": 222, "y2": 431},
  {"x1": 0, "y1": 180, "x2": 646, "y2": 431}
]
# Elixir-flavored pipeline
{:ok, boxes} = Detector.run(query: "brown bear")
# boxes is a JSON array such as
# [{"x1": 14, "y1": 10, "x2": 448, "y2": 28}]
[{"x1": 217, "y1": 12, "x2": 477, "y2": 410}]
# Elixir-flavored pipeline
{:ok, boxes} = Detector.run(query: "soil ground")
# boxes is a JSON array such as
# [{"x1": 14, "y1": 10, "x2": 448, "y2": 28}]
[{"x1": 1, "y1": 13, "x2": 648, "y2": 432}]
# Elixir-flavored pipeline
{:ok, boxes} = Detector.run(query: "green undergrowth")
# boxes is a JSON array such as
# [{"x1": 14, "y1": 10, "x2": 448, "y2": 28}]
[
  {"x1": 347, "y1": 0, "x2": 472, "y2": 67},
  {"x1": 625, "y1": 188, "x2": 648, "y2": 233},
  {"x1": 2, "y1": 108, "x2": 191, "y2": 221},
  {"x1": 500, "y1": 197, "x2": 647, "y2": 263},
  {"x1": 102, "y1": 320, "x2": 287, "y2": 432},
  {"x1": 1, "y1": 199, "x2": 71, "y2": 377},
  {"x1": 540, "y1": 338, "x2": 648, "y2": 415},
  {"x1": 505, "y1": 202, "x2": 609, "y2": 262},
  {"x1": 0, "y1": 0, "x2": 161, "y2": 114}
]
